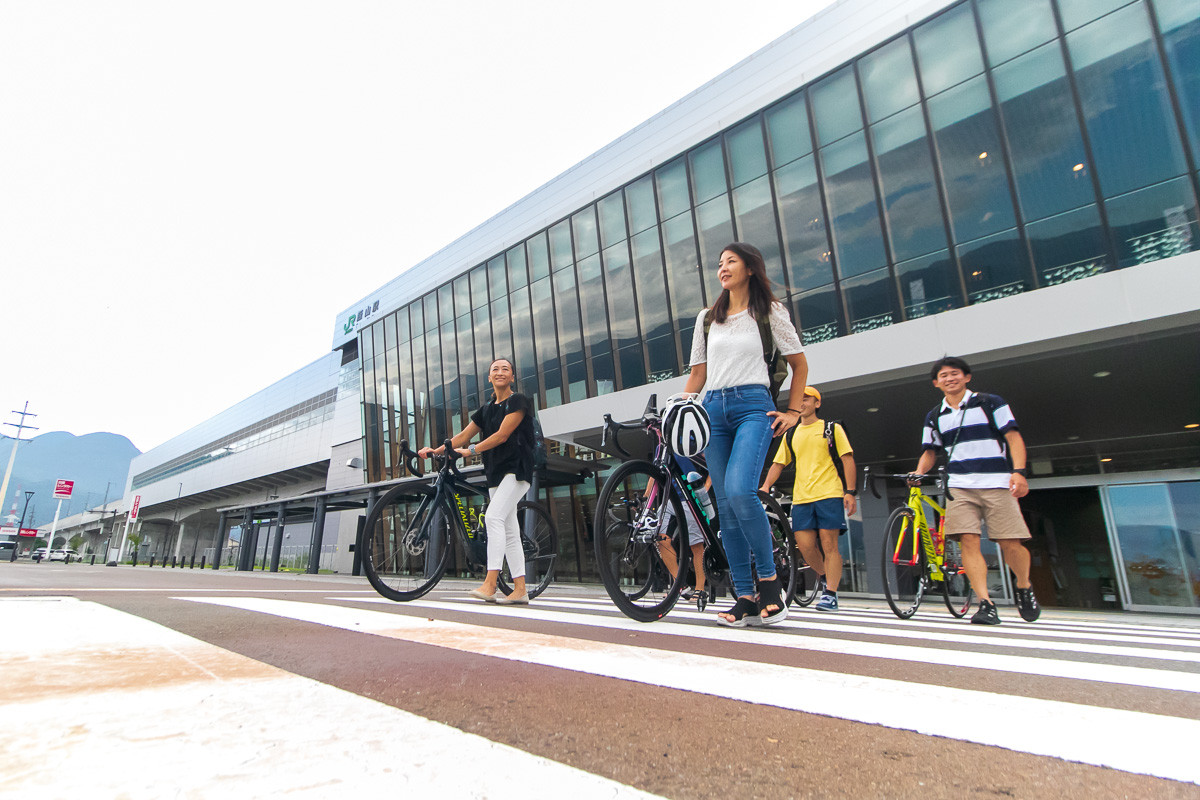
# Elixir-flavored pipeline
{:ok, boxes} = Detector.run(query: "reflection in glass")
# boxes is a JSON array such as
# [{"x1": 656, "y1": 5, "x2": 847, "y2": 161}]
[
  {"x1": 473, "y1": 313, "x2": 493, "y2": 381},
  {"x1": 928, "y1": 76, "x2": 1017, "y2": 242},
  {"x1": 456, "y1": 314, "x2": 476, "y2": 415},
  {"x1": 507, "y1": 289, "x2": 537, "y2": 402},
  {"x1": 859, "y1": 36, "x2": 919, "y2": 123},
  {"x1": 765, "y1": 92, "x2": 813, "y2": 168},
  {"x1": 602, "y1": 243, "x2": 640, "y2": 349},
  {"x1": 440, "y1": 321, "x2": 459, "y2": 422},
  {"x1": 576, "y1": 254, "x2": 609, "y2": 350},
  {"x1": 572, "y1": 206, "x2": 599, "y2": 259},
  {"x1": 977, "y1": 0, "x2": 1056, "y2": 66},
  {"x1": 631, "y1": 229, "x2": 672, "y2": 342},
  {"x1": 550, "y1": 220, "x2": 574, "y2": 270},
  {"x1": 543, "y1": 366, "x2": 563, "y2": 408},
  {"x1": 775, "y1": 156, "x2": 833, "y2": 291},
  {"x1": 820, "y1": 131, "x2": 887, "y2": 278},
  {"x1": 408, "y1": 301, "x2": 423, "y2": 339},
  {"x1": 1169, "y1": 482, "x2": 1200, "y2": 606},
  {"x1": 958, "y1": 227, "x2": 1031, "y2": 304},
  {"x1": 842, "y1": 268, "x2": 896, "y2": 333},
  {"x1": 592, "y1": 351, "x2": 616, "y2": 396},
  {"x1": 792, "y1": 285, "x2": 841, "y2": 345},
  {"x1": 811, "y1": 67, "x2": 862, "y2": 146},
  {"x1": 895, "y1": 250, "x2": 960, "y2": 319},
  {"x1": 695, "y1": 194, "x2": 735, "y2": 277},
  {"x1": 871, "y1": 105, "x2": 948, "y2": 261},
  {"x1": 1104, "y1": 177, "x2": 1200, "y2": 267},
  {"x1": 529, "y1": 278, "x2": 559, "y2": 375},
  {"x1": 993, "y1": 43, "x2": 1096, "y2": 221},
  {"x1": 566, "y1": 360, "x2": 588, "y2": 403},
  {"x1": 1025, "y1": 204, "x2": 1110, "y2": 285},
  {"x1": 598, "y1": 191, "x2": 628, "y2": 249},
  {"x1": 618, "y1": 343, "x2": 647, "y2": 390},
  {"x1": 661, "y1": 214, "x2": 705, "y2": 326},
  {"x1": 626, "y1": 176, "x2": 658, "y2": 235},
  {"x1": 1058, "y1": 0, "x2": 1139, "y2": 32},
  {"x1": 687, "y1": 142, "x2": 726, "y2": 206},
  {"x1": 470, "y1": 265, "x2": 488, "y2": 311},
  {"x1": 503, "y1": 245, "x2": 523, "y2": 292},
  {"x1": 453, "y1": 275, "x2": 469, "y2": 320},
  {"x1": 1109, "y1": 483, "x2": 1196, "y2": 607},
  {"x1": 425, "y1": 328, "x2": 444, "y2": 443},
  {"x1": 646, "y1": 334, "x2": 679, "y2": 382},
  {"x1": 492, "y1": 295, "x2": 513, "y2": 363},
  {"x1": 424, "y1": 294, "x2": 438, "y2": 332},
  {"x1": 1155, "y1": 0, "x2": 1200, "y2": 169},
  {"x1": 437, "y1": 284, "x2": 453, "y2": 331},
  {"x1": 528, "y1": 233, "x2": 551, "y2": 282},
  {"x1": 732, "y1": 175, "x2": 787, "y2": 291},
  {"x1": 726, "y1": 118, "x2": 768, "y2": 188},
  {"x1": 552, "y1": 267, "x2": 583, "y2": 365},
  {"x1": 913, "y1": 1, "x2": 985, "y2": 96},
  {"x1": 1068, "y1": 3, "x2": 1190, "y2": 197}
]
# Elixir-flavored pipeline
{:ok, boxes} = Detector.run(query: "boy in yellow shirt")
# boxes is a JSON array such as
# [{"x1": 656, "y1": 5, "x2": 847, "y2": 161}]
[{"x1": 761, "y1": 387, "x2": 856, "y2": 611}]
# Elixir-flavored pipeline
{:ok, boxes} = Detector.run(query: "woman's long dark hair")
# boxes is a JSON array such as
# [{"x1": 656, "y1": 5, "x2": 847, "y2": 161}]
[{"x1": 709, "y1": 242, "x2": 780, "y2": 323}]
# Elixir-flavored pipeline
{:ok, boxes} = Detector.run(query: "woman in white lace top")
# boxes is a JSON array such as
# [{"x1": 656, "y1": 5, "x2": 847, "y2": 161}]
[{"x1": 682, "y1": 242, "x2": 808, "y2": 627}]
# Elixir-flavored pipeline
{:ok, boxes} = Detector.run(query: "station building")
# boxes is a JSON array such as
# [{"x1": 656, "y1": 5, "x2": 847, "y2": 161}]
[{"x1": 98, "y1": 0, "x2": 1199, "y2": 612}]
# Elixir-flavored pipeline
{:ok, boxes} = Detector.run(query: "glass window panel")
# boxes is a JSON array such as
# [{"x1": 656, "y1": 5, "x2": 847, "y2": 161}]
[
  {"x1": 687, "y1": 143, "x2": 725, "y2": 206},
  {"x1": 726, "y1": 118, "x2": 768, "y2": 187},
  {"x1": 1026, "y1": 204, "x2": 1111, "y2": 285},
  {"x1": 456, "y1": 314, "x2": 476, "y2": 410},
  {"x1": 627, "y1": 175, "x2": 658, "y2": 234},
  {"x1": 811, "y1": 67, "x2": 863, "y2": 145},
  {"x1": 631, "y1": 229, "x2": 672, "y2": 341},
  {"x1": 437, "y1": 284, "x2": 454, "y2": 327},
  {"x1": 576, "y1": 253, "x2": 609, "y2": 350},
  {"x1": 977, "y1": 0, "x2": 1056, "y2": 66},
  {"x1": 542, "y1": 366, "x2": 563, "y2": 408},
  {"x1": 423, "y1": 293, "x2": 438, "y2": 332},
  {"x1": 1108, "y1": 483, "x2": 1194, "y2": 606},
  {"x1": 895, "y1": 249, "x2": 961, "y2": 319},
  {"x1": 1155, "y1": 0, "x2": 1200, "y2": 170},
  {"x1": 440, "y1": 321, "x2": 459, "y2": 419},
  {"x1": 1104, "y1": 176, "x2": 1200, "y2": 267},
  {"x1": 592, "y1": 348, "x2": 616, "y2": 397},
  {"x1": 395, "y1": 307, "x2": 410, "y2": 343},
  {"x1": 598, "y1": 190, "x2": 628, "y2": 249},
  {"x1": 993, "y1": 43, "x2": 1096, "y2": 221},
  {"x1": 572, "y1": 206, "x2": 599, "y2": 259},
  {"x1": 552, "y1": 267, "x2": 583, "y2": 364},
  {"x1": 473, "y1": 313, "x2": 493, "y2": 377},
  {"x1": 527, "y1": 232, "x2": 551, "y2": 282},
  {"x1": 618, "y1": 343, "x2": 647, "y2": 390},
  {"x1": 765, "y1": 92, "x2": 813, "y2": 168},
  {"x1": 792, "y1": 285, "x2": 842, "y2": 345},
  {"x1": 661, "y1": 214, "x2": 706, "y2": 333},
  {"x1": 1169, "y1": 482, "x2": 1200, "y2": 605},
  {"x1": 695, "y1": 194, "x2": 735, "y2": 279},
  {"x1": 409, "y1": 332, "x2": 428, "y2": 446},
  {"x1": 529, "y1": 277, "x2": 559, "y2": 374},
  {"x1": 859, "y1": 37, "x2": 919, "y2": 122},
  {"x1": 820, "y1": 131, "x2": 887, "y2": 278},
  {"x1": 503, "y1": 246, "x2": 524, "y2": 291},
  {"x1": 914, "y1": 2, "x2": 985, "y2": 95},
  {"x1": 1058, "y1": 0, "x2": 1138, "y2": 32},
  {"x1": 566, "y1": 360, "x2": 588, "y2": 403},
  {"x1": 646, "y1": 334, "x2": 679, "y2": 382},
  {"x1": 775, "y1": 156, "x2": 834, "y2": 291},
  {"x1": 1068, "y1": 3, "x2": 1190, "y2": 197},
  {"x1": 507, "y1": 289, "x2": 536, "y2": 391},
  {"x1": 470, "y1": 265, "x2": 488, "y2": 310},
  {"x1": 732, "y1": 175, "x2": 787, "y2": 291},
  {"x1": 453, "y1": 275, "x2": 470, "y2": 319},
  {"x1": 425, "y1": 328, "x2": 444, "y2": 441},
  {"x1": 872, "y1": 105, "x2": 949, "y2": 261},
  {"x1": 490, "y1": 295, "x2": 511, "y2": 359},
  {"x1": 842, "y1": 267, "x2": 897, "y2": 333},
  {"x1": 602, "y1": 243, "x2": 640, "y2": 349},
  {"x1": 928, "y1": 75, "x2": 1017, "y2": 241},
  {"x1": 407, "y1": 301, "x2": 423, "y2": 339},
  {"x1": 958, "y1": 227, "x2": 1032, "y2": 304},
  {"x1": 549, "y1": 220, "x2": 574, "y2": 270}
]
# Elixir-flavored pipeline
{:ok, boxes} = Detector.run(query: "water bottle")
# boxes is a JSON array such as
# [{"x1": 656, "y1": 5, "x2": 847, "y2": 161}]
[{"x1": 687, "y1": 471, "x2": 715, "y2": 521}]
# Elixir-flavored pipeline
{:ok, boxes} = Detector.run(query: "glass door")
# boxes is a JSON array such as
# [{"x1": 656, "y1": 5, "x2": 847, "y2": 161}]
[{"x1": 1103, "y1": 482, "x2": 1200, "y2": 610}]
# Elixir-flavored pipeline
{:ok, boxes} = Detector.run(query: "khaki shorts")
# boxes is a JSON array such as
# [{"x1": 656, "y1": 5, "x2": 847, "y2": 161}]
[{"x1": 944, "y1": 487, "x2": 1030, "y2": 541}]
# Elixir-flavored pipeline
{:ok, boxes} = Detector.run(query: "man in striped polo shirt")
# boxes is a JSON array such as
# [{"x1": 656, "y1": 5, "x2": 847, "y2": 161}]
[{"x1": 911, "y1": 357, "x2": 1040, "y2": 625}]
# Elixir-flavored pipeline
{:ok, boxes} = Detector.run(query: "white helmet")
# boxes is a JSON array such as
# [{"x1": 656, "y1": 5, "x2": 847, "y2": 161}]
[{"x1": 661, "y1": 394, "x2": 711, "y2": 457}]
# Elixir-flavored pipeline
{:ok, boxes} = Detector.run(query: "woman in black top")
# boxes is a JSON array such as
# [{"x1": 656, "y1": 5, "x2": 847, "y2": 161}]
[{"x1": 419, "y1": 358, "x2": 536, "y2": 604}]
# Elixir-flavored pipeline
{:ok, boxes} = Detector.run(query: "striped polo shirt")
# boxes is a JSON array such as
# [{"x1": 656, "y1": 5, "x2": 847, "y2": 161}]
[{"x1": 922, "y1": 390, "x2": 1018, "y2": 489}]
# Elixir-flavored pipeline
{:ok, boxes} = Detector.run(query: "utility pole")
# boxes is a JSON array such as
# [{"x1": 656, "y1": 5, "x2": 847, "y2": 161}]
[{"x1": 0, "y1": 402, "x2": 38, "y2": 529}]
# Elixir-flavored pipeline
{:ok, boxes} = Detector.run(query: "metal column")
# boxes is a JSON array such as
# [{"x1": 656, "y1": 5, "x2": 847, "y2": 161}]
[
  {"x1": 237, "y1": 509, "x2": 254, "y2": 571},
  {"x1": 211, "y1": 512, "x2": 228, "y2": 569},
  {"x1": 269, "y1": 502, "x2": 286, "y2": 572},
  {"x1": 306, "y1": 496, "x2": 327, "y2": 575}
]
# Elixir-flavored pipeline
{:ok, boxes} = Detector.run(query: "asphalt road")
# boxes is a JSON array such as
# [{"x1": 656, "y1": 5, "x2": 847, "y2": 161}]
[{"x1": 3, "y1": 562, "x2": 1199, "y2": 799}]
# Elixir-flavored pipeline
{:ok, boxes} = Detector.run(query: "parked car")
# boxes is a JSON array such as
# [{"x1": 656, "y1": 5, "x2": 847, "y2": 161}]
[{"x1": 48, "y1": 548, "x2": 78, "y2": 562}]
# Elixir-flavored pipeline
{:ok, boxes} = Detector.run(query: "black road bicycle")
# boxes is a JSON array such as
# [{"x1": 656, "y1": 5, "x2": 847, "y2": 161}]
[
  {"x1": 593, "y1": 395, "x2": 797, "y2": 623},
  {"x1": 360, "y1": 439, "x2": 559, "y2": 602}
]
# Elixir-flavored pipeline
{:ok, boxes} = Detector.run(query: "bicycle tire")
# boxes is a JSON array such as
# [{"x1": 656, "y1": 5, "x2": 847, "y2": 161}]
[
  {"x1": 940, "y1": 536, "x2": 975, "y2": 618},
  {"x1": 881, "y1": 506, "x2": 926, "y2": 619},
  {"x1": 497, "y1": 500, "x2": 559, "y2": 599},
  {"x1": 593, "y1": 460, "x2": 690, "y2": 622},
  {"x1": 759, "y1": 491, "x2": 798, "y2": 607},
  {"x1": 361, "y1": 483, "x2": 453, "y2": 602}
]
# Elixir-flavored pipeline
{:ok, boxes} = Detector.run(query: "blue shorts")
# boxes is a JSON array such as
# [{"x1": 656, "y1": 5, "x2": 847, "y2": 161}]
[{"x1": 791, "y1": 497, "x2": 847, "y2": 533}]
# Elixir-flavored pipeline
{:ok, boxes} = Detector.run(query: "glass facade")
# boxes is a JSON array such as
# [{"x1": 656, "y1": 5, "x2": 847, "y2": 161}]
[{"x1": 357, "y1": 0, "x2": 1200, "y2": 585}]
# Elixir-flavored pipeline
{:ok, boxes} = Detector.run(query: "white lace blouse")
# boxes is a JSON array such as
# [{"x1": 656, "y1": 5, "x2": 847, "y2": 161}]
[{"x1": 687, "y1": 302, "x2": 804, "y2": 392}]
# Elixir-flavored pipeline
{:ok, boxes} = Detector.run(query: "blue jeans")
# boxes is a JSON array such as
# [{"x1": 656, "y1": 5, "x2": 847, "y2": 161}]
[{"x1": 702, "y1": 384, "x2": 776, "y2": 598}]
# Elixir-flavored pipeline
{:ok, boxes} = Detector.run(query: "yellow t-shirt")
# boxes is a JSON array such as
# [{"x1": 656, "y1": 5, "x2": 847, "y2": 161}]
[{"x1": 772, "y1": 420, "x2": 852, "y2": 504}]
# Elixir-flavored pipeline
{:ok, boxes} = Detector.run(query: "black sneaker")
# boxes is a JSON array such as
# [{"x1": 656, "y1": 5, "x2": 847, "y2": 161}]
[
  {"x1": 971, "y1": 599, "x2": 1001, "y2": 625},
  {"x1": 1015, "y1": 587, "x2": 1041, "y2": 622}
]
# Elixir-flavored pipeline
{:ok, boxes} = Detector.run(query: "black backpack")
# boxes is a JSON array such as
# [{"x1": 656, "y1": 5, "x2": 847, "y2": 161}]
[
  {"x1": 781, "y1": 418, "x2": 849, "y2": 492},
  {"x1": 703, "y1": 308, "x2": 789, "y2": 407},
  {"x1": 530, "y1": 413, "x2": 548, "y2": 470}
]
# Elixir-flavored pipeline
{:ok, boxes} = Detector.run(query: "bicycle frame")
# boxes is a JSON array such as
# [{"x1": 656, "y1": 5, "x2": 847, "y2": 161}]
[{"x1": 890, "y1": 486, "x2": 948, "y2": 581}]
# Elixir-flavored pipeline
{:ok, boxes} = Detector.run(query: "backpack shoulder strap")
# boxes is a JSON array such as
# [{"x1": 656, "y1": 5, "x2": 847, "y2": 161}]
[{"x1": 752, "y1": 308, "x2": 775, "y2": 365}]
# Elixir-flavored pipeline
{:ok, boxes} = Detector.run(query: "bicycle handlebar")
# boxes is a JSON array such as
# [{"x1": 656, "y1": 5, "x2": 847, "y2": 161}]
[
  {"x1": 397, "y1": 440, "x2": 424, "y2": 478},
  {"x1": 864, "y1": 466, "x2": 946, "y2": 499},
  {"x1": 600, "y1": 393, "x2": 660, "y2": 459}
]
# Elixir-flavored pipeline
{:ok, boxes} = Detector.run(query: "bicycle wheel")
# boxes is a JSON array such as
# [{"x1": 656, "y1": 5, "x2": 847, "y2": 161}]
[
  {"x1": 361, "y1": 485, "x2": 453, "y2": 602},
  {"x1": 791, "y1": 546, "x2": 824, "y2": 608},
  {"x1": 759, "y1": 491, "x2": 798, "y2": 606},
  {"x1": 940, "y1": 536, "x2": 975, "y2": 618},
  {"x1": 594, "y1": 460, "x2": 690, "y2": 622},
  {"x1": 881, "y1": 506, "x2": 926, "y2": 619},
  {"x1": 497, "y1": 500, "x2": 559, "y2": 599}
]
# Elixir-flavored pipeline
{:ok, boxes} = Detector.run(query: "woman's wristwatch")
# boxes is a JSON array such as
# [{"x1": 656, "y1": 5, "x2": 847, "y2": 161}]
[{"x1": 468, "y1": 443, "x2": 477, "y2": 456}]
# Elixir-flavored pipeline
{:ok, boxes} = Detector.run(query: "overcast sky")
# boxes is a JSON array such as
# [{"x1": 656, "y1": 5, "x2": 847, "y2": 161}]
[{"x1": 1, "y1": 0, "x2": 836, "y2": 453}]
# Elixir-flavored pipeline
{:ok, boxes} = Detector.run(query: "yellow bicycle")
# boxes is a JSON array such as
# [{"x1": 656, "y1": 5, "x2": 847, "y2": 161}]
[{"x1": 866, "y1": 468, "x2": 973, "y2": 619}]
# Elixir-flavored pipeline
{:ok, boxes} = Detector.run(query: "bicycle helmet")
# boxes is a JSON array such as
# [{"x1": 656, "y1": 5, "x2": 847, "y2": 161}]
[{"x1": 661, "y1": 394, "x2": 711, "y2": 457}]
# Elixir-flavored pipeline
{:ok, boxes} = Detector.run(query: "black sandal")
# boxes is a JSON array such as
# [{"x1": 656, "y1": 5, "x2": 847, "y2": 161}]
[
  {"x1": 757, "y1": 577, "x2": 788, "y2": 626},
  {"x1": 716, "y1": 596, "x2": 759, "y2": 628}
]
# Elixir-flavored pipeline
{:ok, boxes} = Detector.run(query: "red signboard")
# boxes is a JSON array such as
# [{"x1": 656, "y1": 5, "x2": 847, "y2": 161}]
[
  {"x1": 130, "y1": 495, "x2": 142, "y2": 520},
  {"x1": 53, "y1": 479, "x2": 75, "y2": 499},
  {"x1": 18, "y1": 528, "x2": 37, "y2": 537}
]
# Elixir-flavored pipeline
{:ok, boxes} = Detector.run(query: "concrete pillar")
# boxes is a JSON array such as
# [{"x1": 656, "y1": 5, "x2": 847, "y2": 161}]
[
  {"x1": 270, "y1": 503, "x2": 286, "y2": 572},
  {"x1": 307, "y1": 497, "x2": 327, "y2": 575}
]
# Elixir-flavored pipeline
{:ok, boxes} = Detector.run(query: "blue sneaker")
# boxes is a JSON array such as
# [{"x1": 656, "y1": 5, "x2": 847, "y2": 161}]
[{"x1": 815, "y1": 592, "x2": 839, "y2": 612}]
